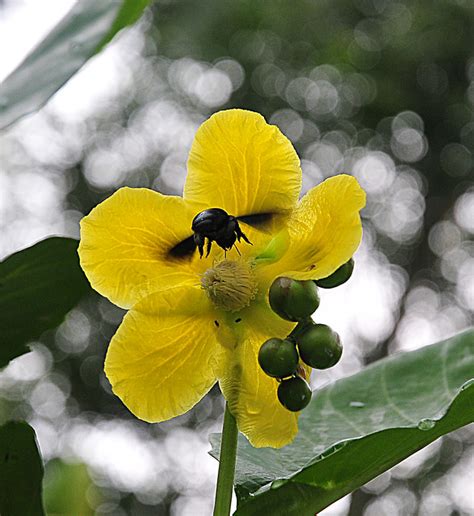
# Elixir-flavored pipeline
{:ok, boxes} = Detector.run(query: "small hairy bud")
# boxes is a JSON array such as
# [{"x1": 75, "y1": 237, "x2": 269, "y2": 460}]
[{"x1": 201, "y1": 260, "x2": 257, "y2": 312}]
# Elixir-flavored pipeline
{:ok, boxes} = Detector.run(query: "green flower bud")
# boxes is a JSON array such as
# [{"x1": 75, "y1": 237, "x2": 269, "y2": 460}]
[
  {"x1": 297, "y1": 324, "x2": 342, "y2": 369},
  {"x1": 258, "y1": 338, "x2": 299, "y2": 378},
  {"x1": 316, "y1": 258, "x2": 354, "y2": 289},
  {"x1": 277, "y1": 376, "x2": 312, "y2": 412},
  {"x1": 269, "y1": 277, "x2": 320, "y2": 321}
]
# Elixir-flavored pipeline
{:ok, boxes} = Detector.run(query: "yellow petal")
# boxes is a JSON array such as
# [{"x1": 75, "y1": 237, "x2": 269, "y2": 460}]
[
  {"x1": 261, "y1": 175, "x2": 366, "y2": 283},
  {"x1": 79, "y1": 187, "x2": 208, "y2": 309},
  {"x1": 184, "y1": 110, "x2": 302, "y2": 222},
  {"x1": 218, "y1": 303, "x2": 301, "y2": 448},
  {"x1": 105, "y1": 286, "x2": 224, "y2": 422}
]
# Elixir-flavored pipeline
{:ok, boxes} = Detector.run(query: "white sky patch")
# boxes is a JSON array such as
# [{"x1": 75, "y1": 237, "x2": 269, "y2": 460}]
[{"x1": 0, "y1": 0, "x2": 77, "y2": 81}]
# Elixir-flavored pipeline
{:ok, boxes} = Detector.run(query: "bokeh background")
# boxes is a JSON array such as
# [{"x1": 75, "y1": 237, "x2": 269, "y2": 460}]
[{"x1": 0, "y1": 0, "x2": 473, "y2": 514}]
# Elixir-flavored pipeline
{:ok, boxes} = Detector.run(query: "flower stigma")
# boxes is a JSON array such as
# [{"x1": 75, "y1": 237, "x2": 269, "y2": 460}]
[{"x1": 201, "y1": 259, "x2": 258, "y2": 312}]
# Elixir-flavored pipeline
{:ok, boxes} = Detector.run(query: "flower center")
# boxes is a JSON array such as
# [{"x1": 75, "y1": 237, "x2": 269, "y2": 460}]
[{"x1": 201, "y1": 260, "x2": 258, "y2": 312}]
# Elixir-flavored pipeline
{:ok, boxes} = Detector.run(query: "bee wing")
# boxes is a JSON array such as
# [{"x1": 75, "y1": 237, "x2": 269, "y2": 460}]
[
  {"x1": 237, "y1": 212, "x2": 275, "y2": 233},
  {"x1": 168, "y1": 235, "x2": 197, "y2": 259}
]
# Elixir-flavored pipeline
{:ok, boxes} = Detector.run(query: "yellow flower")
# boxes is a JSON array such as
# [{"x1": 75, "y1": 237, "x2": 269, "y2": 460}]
[{"x1": 78, "y1": 109, "x2": 365, "y2": 448}]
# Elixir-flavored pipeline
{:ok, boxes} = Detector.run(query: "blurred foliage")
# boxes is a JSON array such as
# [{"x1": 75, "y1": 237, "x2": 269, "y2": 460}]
[
  {"x1": 0, "y1": 0, "x2": 473, "y2": 514},
  {"x1": 0, "y1": 0, "x2": 153, "y2": 129},
  {"x1": 157, "y1": 0, "x2": 473, "y2": 215},
  {"x1": 0, "y1": 421, "x2": 44, "y2": 516},
  {"x1": 0, "y1": 238, "x2": 90, "y2": 370},
  {"x1": 43, "y1": 459, "x2": 100, "y2": 515}
]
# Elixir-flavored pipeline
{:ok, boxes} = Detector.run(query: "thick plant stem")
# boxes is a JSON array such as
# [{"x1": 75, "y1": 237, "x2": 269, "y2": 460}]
[{"x1": 213, "y1": 403, "x2": 238, "y2": 516}]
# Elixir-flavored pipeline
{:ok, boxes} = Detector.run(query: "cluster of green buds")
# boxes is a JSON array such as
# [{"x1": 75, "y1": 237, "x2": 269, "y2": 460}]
[{"x1": 259, "y1": 259, "x2": 354, "y2": 412}]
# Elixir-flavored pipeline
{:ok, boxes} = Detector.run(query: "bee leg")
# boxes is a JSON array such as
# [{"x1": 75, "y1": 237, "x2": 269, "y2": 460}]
[
  {"x1": 194, "y1": 233, "x2": 205, "y2": 258},
  {"x1": 217, "y1": 222, "x2": 238, "y2": 254},
  {"x1": 235, "y1": 221, "x2": 252, "y2": 245},
  {"x1": 205, "y1": 238, "x2": 212, "y2": 258}
]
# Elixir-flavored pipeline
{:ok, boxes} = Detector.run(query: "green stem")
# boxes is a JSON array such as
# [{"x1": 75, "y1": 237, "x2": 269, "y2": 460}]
[
  {"x1": 288, "y1": 317, "x2": 313, "y2": 341},
  {"x1": 213, "y1": 403, "x2": 238, "y2": 516}
]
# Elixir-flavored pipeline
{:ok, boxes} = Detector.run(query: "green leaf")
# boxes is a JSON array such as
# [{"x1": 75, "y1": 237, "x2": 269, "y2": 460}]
[
  {"x1": 0, "y1": 421, "x2": 44, "y2": 516},
  {"x1": 210, "y1": 329, "x2": 474, "y2": 515},
  {"x1": 0, "y1": 237, "x2": 90, "y2": 369},
  {"x1": 0, "y1": 0, "x2": 152, "y2": 129}
]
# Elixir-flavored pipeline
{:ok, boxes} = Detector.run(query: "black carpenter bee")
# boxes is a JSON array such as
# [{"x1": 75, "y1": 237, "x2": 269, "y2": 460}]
[
  {"x1": 192, "y1": 208, "x2": 252, "y2": 258},
  {"x1": 169, "y1": 209, "x2": 274, "y2": 259}
]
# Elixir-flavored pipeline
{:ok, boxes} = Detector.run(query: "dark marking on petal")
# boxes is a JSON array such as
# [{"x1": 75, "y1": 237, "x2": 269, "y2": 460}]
[
  {"x1": 235, "y1": 318, "x2": 242, "y2": 323},
  {"x1": 214, "y1": 320, "x2": 220, "y2": 327}
]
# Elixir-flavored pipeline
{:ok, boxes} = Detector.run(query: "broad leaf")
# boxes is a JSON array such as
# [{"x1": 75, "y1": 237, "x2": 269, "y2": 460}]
[
  {"x1": 0, "y1": 0, "x2": 152, "y2": 129},
  {"x1": 0, "y1": 237, "x2": 90, "y2": 369},
  {"x1": 210, "y1": 330, "x2": 474, "y2": 515},
  {"x1": 0, "y1": 421, "x2": 44, "y2": 516}
]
